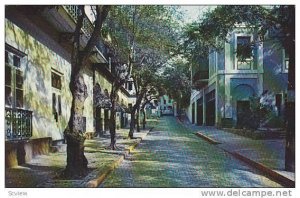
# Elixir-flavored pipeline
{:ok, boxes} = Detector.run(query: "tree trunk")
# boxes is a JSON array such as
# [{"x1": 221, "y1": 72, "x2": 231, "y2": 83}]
[
  {"x1": 64, "y1": 73, "x2": 88, "y2": 178},
  {"x1": 285, "y1": 40, "x2": 295, "y2": 172},
  {"x1": 128, "y1": 92, "x2": 144, "y2": 138},
  {"x1": 109, "y1": 95, "x2": 117, "y2": 149},
  {"x1": 142, "y1": 108, "x2": 146, "y2": 130},
  {"x1": 177, "y1": 102, "x2": 181, "y2": 120},
  {"x1": 284, "y1": 5, "x2": 295, "y2": 172},
  {"x1": 136, "y1": 110, "x2": 140, "y2": 132},
  {"x1": 62, "y1": 5, "x2": 110, "y2": 178},
  {"x1": 128, "y1": 109, "x2": 136, "y2": 139}
]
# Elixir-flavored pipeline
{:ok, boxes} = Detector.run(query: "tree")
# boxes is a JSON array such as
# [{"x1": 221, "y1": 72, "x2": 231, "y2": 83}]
[
  {"x1": 105, "y1": 5, "x2": 181, "y2": 139},
  {"x1": 108, "y1": 60, "x2": 129, "y2": 150},
  {"x1": 140, "y1": 95, "x2": 152, "y2": 130},
  {"x1": 161, "y1": 60, "x2": 191, "y2": 117},
  {"x1": 101, "y1": 6, "x2": 136, "y2": 149},
  {"x1": 140, "y1": 84, "x2": 162, "y2": 129},
  {"x1": 63, "y1": 5, "x2": 110, "y2": 177},
  {"x1": 102, "y1": 38, "x2": 131, "y2": 150},
  {"x1": 129, "y1": 52, "x2": 166, "y2": 137},
  {"x1": 181, "y1": 5, "x2": 295, "y2": 171}
]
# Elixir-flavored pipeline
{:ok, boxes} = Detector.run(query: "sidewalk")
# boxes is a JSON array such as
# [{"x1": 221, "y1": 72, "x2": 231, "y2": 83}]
[
  {"x1": 183, "y1": 122, "x2": 295, "y2": 186},
  {"x1": 5, "y1": 120, "x2": 157, "y2": 188}
]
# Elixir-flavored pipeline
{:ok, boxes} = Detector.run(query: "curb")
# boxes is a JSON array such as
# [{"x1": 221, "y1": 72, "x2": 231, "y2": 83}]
[
  {"x1": 229, "y1": 151, "x2": 295, "y2": 187},
  {"x1": 195, "y1": 132, "x2": 220, "y2": 144},
  {"x1": 86, "y1": 127, "x2": 153, "y2": 187},
  {"x1": 86, "y1": 155, "x2": 124, "y2": 187},
  {"x1": 194, "y1": 130, "x2": 295, "y2": 187},
  {"x1": 187, "y1": 125, "x2": 295, "y2": 187}
]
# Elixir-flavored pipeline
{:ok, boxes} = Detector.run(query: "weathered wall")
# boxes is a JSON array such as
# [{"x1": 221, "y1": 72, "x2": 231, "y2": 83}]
[
  {"x1": 5, "y1": 18, "x2": 97, "y2": 140},
  {"x1": 5, "y1": 19, "x2": 72, "y2": 141}
]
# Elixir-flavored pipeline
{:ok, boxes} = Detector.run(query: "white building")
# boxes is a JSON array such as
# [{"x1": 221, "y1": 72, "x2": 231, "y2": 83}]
[{"x1": 187, "y1": 26, "x2": 288, "y2": 128}]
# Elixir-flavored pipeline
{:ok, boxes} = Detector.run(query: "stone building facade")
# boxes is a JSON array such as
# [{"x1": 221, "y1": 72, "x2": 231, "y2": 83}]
[
  {"x1": 187, "y1": 27, "x2": 288, "y2": 128},
  {"x1": 5, "y1": 6, "x2": 135, "y2": 167}
]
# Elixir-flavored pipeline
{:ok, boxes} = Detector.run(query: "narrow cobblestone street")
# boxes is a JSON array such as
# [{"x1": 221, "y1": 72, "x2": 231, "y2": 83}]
[{"x1": 101, "y1": 116, "x2": 282, "y2": 187}]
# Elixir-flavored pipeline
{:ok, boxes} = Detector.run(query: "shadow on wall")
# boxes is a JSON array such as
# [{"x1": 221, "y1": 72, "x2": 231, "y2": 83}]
[{"x1": 6, "y1": 20, "x2": 71, "y2": 140}]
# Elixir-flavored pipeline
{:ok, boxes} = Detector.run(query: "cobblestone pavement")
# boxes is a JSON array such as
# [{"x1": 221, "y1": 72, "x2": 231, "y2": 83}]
[
  {"x1": 101, "y1": 116, "x2": 282, "y2": 187},
  {"x1": 185, "y1": 124, "x2": 294, "y2": 182},
  {"x1": 186, "y1": 124, "x2": 285, "y2": 170}
]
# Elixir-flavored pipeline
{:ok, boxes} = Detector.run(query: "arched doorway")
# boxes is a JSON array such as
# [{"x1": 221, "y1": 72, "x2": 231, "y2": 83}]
[{"x1": 232, "y1": 84, "x2": 255, "y2": 128}]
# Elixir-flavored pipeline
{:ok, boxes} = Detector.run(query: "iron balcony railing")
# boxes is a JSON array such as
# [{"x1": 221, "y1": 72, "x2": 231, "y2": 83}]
[
  {"x1": 63, "y1": 5, "x2": 109, "y2": 60},
  {"x1": 63, "y1": 5, "x2": 94, "y2": 39},
  {"x1": 5, "y1": 108, "x2": 33, "y2": 140}
]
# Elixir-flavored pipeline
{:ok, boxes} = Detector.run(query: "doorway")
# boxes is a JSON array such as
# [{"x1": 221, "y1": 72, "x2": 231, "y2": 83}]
[
  {"x1": 236, "y1": 101, "x2": 250, "y2": 128},
  {"x1": 192, "y1": 102, "x2": 195, "y2": 124},
  {"x1": 197, "y1": 98, "x2": 203, "y2": 125},
  {"x1": 104, "y1": 109, "x2": 109, "y2": 132},
  {"x1": 206, "y1": 91, "x2": 215, "y2": 126},
  {"x1": 95, "y1": 107, "x2": 103, "y2": 136},
  {"x1": 206, "y1": 100, "x2": 215, "y2": 126}
]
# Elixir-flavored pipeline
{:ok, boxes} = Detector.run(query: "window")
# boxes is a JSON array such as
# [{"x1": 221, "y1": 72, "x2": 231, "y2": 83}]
[
  {"x1": 128, "y1": 103, "x2": 132, "y2": 110},
  {"x1": 58, "y1": 95, "x2": 62, "y2": 115},
  {"x1": 128, "y1": 81, "x2": 133, "y2": 91},
  {"x1": 5, "y1": 51, "x2": 9, "y2": 63},
  {"x1": 51, "y1": 72, "x2": 62, "y2": 90},
  {"x1": 5, "y1": 64, "x2": 12, "y2": 106},
  {"x1": 52, "y1": 93, "x2": 58, "y2": 122},
  {"x1": 237, "y1": 36, "x2": 252, "y2": 60},
  {"x1": 236, "y1": 36, "x2": 253, "y2": 70},
  {"x1": 13, "y1": 55, "x2": 21, "y2": 67},
  {"x1": 15, "y1": 70, "x2": 23, "y2": 107},
  {"x1": 5, "y1": 49, "x2": 25, "y2": 108},
  {"x1": 284, "y1": 49, "x2": 289, "y2": 70},
  {"x1": 275, "y1": 94, "x2": 282, "y2": 116},
  {"x1": 51, "y1": 70, "x2": 62, "y2": 122}
]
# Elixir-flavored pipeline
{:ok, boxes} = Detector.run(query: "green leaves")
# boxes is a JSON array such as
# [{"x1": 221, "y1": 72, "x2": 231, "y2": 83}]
[
  {"x1": 104, "y1": 6, "x2": 182, "y2": 100},
  {"x1": 160, "y1": 60, "x2": 191, "y2": 108},
  {"x1": 180, "y1": 5, "x2": 294, "y2": 73}
]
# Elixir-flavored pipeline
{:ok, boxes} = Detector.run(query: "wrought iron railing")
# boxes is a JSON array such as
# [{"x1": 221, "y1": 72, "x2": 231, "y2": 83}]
[
  {"x1": 63, "y1": 5, "x2": 94, "y2": 38},
  {"x1": 5, "y1": 108, "x2": 33, "y2": 140},
  {"x1": 62, "y1": 5, "x2": 108, "y2": 60}
]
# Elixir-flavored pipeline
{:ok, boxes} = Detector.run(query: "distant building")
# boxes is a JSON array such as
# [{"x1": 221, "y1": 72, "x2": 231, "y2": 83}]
[
  {"x1": 187, "y1": 26, "x2": 288, "y2": 128},
  {"x1": 158, "y1": 95, "x2": 174, "y2": 116}
]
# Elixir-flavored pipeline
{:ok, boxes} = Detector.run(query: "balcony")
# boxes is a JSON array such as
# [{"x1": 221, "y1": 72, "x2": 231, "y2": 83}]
[
  {"x1": 5, "y1": 108, "x2": 33, "y2": 140},
  {"x1": 192, "y1": 71, "x2": 209, "y2": 89},
  {"x1": 64, "y1": 6, "x2": 109, "y2": 60},
  {"x1": 63, "y1": 6, "x2": 94, "y2": 38}
]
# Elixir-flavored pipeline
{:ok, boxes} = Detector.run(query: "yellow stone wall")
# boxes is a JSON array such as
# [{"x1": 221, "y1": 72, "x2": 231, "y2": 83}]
[{"x1": 5, "y1": 19, "x2": 95, "y2": 140}]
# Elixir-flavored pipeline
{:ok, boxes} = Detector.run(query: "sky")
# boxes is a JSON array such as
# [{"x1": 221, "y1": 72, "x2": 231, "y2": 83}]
[{"x1": 180, "y1": 6, "x2": 216, "y2": 23}]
